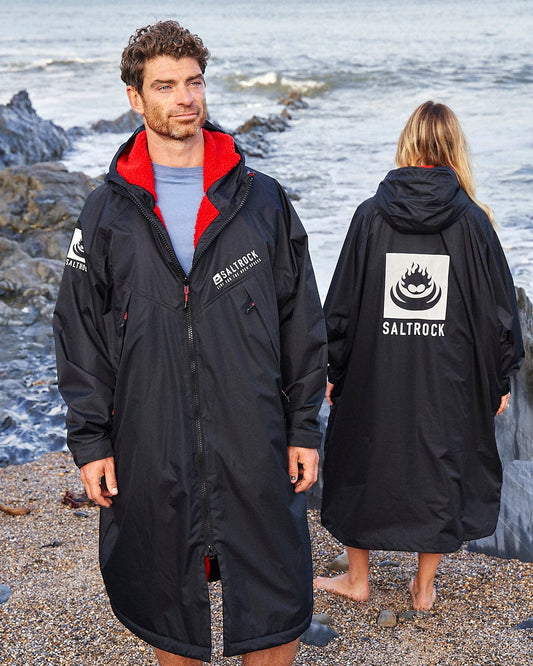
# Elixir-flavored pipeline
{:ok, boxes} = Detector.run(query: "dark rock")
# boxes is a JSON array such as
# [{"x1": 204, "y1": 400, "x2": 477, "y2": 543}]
[
  {"x1": 233, "y1": 114, "x2": 290, "y2": 158},
  {"x1": 0, "y1": 161, "x2": 97, "y2": 242},
  {"x1": 278, "y1": 91, "x2": 309, "y2": 110},
  {"x1": 313, "y1": 613, "x2": 334, "y2": 626},
  {"x1": 469, "y1": 286, "x2": 533, "y2": 563},
  {"x1": 0, "y1": 91, "x2": 71, "y2": 168},
  {"x1": 0, "y1": 162, "x2": 98, "y2": 325},
  {"x1": 91, "y1": 110, "x2": 142, "y2": 134},
  {"x1": 236, "y1": 114, "x2": 289, "y2": 135},
  {"x1": 300, "y1": 619, "x2": 338, "y2": 646},
  {"x1": 513, "y1": 617, "x2": 533, "y2": 630},
  {"x1": 0, "y1": 584, "x2": 12, "y2": 604},
  {"x1": 66, "y1": 126, "x2": 91, "y2": 141},
  {"x1": 377, "y1": 559, "x2": 400, "y2": 568},
  {"x1": 327, "y1": 549, "x2": 349, "y2": 572},
  {"x1": 377, "y1": 609, "x2": 397, "y2": 627},
  {"x1": 62, "y1": 490, "x2": 95, "y2": 509},
  {"x1": 41, "y1": 540, "x2": 63, "y2": 548},
  {"x1": 398, "y1": 611, "x2": 416, "y2": 622},
  {"x1": 73, "y1": 510, "x2": 89, "y2": 518}
]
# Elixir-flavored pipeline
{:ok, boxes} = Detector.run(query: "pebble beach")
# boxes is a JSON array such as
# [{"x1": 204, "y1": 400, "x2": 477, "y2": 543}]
[{"x1": 1, "y1": 451, "x2": 532, "y2": 665}]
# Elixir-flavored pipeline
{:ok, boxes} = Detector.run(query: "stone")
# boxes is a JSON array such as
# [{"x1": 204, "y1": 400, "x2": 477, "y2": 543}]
[
  {"x1": 0, "y1": 91, "x2": 71, "y2": 168},
  {"x1": 300, "y1": 619, "x2": 338, "y2": 646},
  {"x1": 313, "y1": 613, "x2": 334, "y2": 626},
  {"x1": 378, "y1": 559, "x2": 400, "y2": 568},
  {"x1": 398, "y1": 611, "x2": 416, "y2": 622},
  {"x1": 233, "y1": 113, "x2": 290, "y2": 158},
  {"x1": 377, "y1": 609, "x2": 397, "y2": 628},
  {"x1": 73, "y1": 510, "x2": 89, "y2": 518},
  {"x1": 328, "y1": 549, "x2": 349, "y2": 572},
  {"x1": 91, "y1": 110, "x2": 142, "y2": 134},
  {"x1": 0, "y1": 583, "x2": 12, "y2": 604},
  {"x1": 513, "y1": 618, "x2": 533, "y2": 630}
]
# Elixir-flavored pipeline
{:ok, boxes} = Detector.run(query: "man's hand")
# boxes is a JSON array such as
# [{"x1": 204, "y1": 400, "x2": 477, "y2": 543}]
[
  {"x1": 287, "y1": 446, "x2": 319, "y2": 493},
  {"x1": 80, "y1": 456, "x2": 118, "y2": 508}
]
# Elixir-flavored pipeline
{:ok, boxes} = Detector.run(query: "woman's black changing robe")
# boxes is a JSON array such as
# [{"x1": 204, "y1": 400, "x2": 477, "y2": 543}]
[{"x1": 321, "y1": 166, "x2": 524, "y2": 553}]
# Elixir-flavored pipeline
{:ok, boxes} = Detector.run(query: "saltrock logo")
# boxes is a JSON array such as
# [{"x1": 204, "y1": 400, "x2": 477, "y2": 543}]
[
  {"x1": 384, "y1": 253, "x2": 449, "y2": 322},
  {"x1": 390, "y1": 262, "x2": 442, "y2": 311},
  {"x1": 65, "y1": 228, "x2": 87, "y2": 272},
  {"x1": 212, "y1": 249, "x2": 262, "y2": 290}
]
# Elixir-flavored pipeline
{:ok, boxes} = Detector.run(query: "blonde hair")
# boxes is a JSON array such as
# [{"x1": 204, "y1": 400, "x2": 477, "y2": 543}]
[{"x1": 395, "y1": 101, "x2": 494, "y2": 224}]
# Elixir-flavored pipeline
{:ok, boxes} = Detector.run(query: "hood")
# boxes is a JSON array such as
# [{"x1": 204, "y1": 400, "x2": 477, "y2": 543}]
[
  {"x1": 106, "y1": 120, "x2": 242, "y2": 247},
  {"x1": 375, "y1": 166, "x2": 471, "y2": 234}
]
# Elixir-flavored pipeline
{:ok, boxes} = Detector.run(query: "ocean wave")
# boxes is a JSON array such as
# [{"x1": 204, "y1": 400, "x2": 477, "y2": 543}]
[
  {"x1": 0, "y1": 57, "x2": 102, "y2": 74},
  {"x1": 233, "y1": 59, "x2": 533, "y2": 97},
  {"x1": 237, "y1": 72, "x2": 328, "y2": 96}
]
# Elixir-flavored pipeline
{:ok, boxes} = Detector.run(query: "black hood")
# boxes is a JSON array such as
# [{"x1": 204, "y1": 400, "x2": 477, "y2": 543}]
[{"x1": 375, "y1": 166, "x2": 471, "y2": 234}]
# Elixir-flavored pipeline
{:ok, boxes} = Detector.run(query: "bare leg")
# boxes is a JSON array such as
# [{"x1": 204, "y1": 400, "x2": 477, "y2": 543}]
[
  {"x1": 409, "y1": 552, "x2": 442, "y2": 611},
  {"x1": 153, "y1": 646, "x2": 204, "y2": 666},
  {"x1": 313, "y1": 547, "x2": 370, "y2": 601},
  {"x1": 242, "y1": 638, "x2": 299, "y2": 666}
]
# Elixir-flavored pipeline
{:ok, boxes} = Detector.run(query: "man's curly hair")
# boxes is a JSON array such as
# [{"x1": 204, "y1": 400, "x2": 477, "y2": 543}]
[{"x1": 121, "y1": 20, "x2": 210, "y2": 92}]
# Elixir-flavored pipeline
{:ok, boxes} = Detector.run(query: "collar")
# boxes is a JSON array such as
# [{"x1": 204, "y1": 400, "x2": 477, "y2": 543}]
[{"x1": 116, "y1": 128, "x2": 241, "y2": 246}]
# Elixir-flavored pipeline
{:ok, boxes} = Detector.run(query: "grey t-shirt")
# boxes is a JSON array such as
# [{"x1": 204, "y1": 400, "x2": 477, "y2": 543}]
[{"x1": 153, "y1": 163, "x2": 204, "y2": 275}]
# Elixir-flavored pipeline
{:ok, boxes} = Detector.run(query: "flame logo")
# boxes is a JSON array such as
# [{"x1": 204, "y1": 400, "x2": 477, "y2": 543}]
[
  {"x1": 71, "y1": 238, "x2": 85, "y2": 259},
  {"x1": 390, "y1": 263, "x2": 442, "y2": 311}
]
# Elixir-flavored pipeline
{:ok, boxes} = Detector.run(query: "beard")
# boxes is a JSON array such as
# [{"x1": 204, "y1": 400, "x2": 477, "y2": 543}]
[{"x1": 142, "y1": 100, "x2": 208, "y2": 141}]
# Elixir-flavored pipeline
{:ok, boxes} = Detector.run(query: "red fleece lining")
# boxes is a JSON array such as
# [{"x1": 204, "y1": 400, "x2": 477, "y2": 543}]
[{"x1": 116, "y1": 129, "x2": 241, "y2": 247}]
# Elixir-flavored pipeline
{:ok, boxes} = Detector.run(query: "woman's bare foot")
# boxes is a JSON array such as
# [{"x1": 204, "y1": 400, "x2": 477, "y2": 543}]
[
  {"x1": 313, "y1": 574, "x2": 369, "y2": 602},
  {"x1": 409, "y1": 577, "x2": 436, "y2": 611}
]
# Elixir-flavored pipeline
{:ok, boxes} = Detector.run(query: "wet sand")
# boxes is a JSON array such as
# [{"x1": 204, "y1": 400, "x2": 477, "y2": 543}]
[{"x1": 1, "y1": 451, "x2": 532, "y2": 665}]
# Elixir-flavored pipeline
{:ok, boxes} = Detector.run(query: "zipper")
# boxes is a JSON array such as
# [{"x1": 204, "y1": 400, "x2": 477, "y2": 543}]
[{"x1": 116, "y1": 171, "x2": 254, "y2": 562}]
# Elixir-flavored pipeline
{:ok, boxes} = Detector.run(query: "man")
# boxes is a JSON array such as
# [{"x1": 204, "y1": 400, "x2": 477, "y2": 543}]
[{"x1": 53, "y1": 20, "x2": 326, "y2": 666}]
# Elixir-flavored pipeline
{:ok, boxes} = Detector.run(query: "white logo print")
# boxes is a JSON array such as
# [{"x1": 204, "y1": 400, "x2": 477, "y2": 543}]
[
  {"x1": 384, "y1": 253, "x2": 449, "y2": 321},
  {"x1": 65, "y1": 228, "x2": 87, "y2": 272},
  {"x1": 212, "y1": 250, "x2": 262, "y2": 290}
]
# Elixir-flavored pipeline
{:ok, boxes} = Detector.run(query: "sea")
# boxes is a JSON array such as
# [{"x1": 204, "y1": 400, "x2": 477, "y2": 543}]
[{"x1": 1, "y1": 0, "x2": 532, "y2": 464}]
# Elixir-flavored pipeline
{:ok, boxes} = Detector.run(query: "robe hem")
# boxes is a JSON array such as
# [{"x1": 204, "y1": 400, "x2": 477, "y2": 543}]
[
  {"x1": 321, "y1": 521, "x2": 499, "y2": 554},
  {"x1": 223, "y1": 611, "x2": 313, "y2": 657},
  {"x1": 109, "y1": 601, "x2": 212, "y2": 663}
]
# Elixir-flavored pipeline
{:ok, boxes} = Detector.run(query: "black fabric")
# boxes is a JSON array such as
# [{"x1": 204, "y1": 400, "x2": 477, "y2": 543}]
[
  {"x1": 321, "y1": 166, "x2": 524, "y2": 554},
  {"x1": 53, "y1": 127, "x2": 326, "y2": 661}
]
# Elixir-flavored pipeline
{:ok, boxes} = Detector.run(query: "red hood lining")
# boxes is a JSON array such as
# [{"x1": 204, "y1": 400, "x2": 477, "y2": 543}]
[{"x1": 116, "y1": 128, "x2": 241, "y2": 247}]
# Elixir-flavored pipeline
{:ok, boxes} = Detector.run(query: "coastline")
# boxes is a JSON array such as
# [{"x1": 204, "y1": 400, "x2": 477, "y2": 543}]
[{"x1": 1, "y1": 452, "x2": 532, "y2": 665}]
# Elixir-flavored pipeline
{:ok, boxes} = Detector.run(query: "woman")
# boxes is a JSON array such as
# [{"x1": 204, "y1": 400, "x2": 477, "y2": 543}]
[{"x1": 315, "y1": 101, "x2": 524, "y2": 611}]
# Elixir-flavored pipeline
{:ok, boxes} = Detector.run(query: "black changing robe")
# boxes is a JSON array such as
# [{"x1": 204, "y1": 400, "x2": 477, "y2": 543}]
[{"x1": 321, "y1": 166, "x2": 524, "y2": 553}]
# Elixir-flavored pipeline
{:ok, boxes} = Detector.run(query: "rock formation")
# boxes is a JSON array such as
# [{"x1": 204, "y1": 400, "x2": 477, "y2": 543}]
[{"x1": 0, "y1": 91, "x2": 71, "y2": 168}]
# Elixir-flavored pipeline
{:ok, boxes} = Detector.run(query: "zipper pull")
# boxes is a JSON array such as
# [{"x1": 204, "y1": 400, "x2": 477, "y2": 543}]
[{"x1": 183, "y1": 281, "x2": 190, "y2": 309}]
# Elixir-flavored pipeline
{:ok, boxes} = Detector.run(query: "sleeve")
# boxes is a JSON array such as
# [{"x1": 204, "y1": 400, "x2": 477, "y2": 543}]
[
  {"x1": 486, "y1": 226, "x2": 525, "y2": 394},
  {"x1": 273, "y1": 185, "x2": 327, "y2": 449},
  {"x1": 322, "y1": 208, "x2": 364, "y2": 386},
  {"x1": 53, "y1": 199, "x2": 116, "y2": 468}
]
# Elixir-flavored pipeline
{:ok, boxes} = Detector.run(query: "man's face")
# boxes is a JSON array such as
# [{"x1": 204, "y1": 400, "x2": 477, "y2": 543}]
[{"x1": 130, "y1": 55, "x2": 207, "y2": 142}]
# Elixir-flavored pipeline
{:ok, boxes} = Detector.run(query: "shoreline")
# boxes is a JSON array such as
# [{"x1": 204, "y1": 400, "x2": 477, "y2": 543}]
[{"x1": 1, "y1": 451, "x2": 532, "y2": 665}]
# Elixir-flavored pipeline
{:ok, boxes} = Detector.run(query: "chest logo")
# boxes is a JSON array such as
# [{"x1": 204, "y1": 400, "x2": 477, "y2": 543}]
[
  {"x1": 212, "y1": 250, "x2": 262, "y2": 290},
  {"x1": 384, "y1": 253, "x2": 449, "y2": 321}
]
